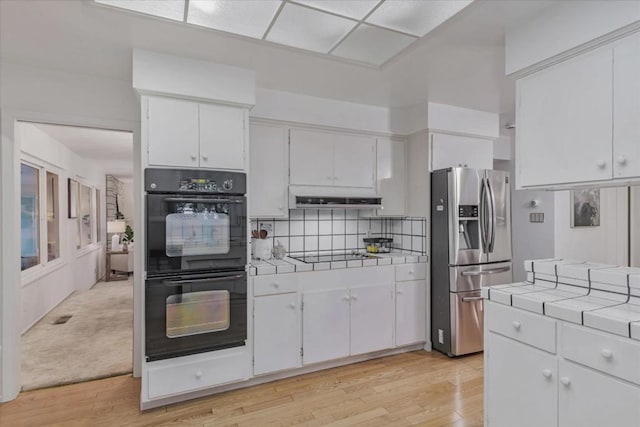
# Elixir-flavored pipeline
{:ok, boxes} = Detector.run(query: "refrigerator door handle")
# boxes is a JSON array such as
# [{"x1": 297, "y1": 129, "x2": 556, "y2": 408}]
[
  {"x1": 487, "y1": 178, "x2": 496, "y2": 253},
  {"x1": 460, "y1": 266, "x2": 511, "y2": 276},
  {"x1": 479, "y1": 178, "x2": 488, "y2": 253}
]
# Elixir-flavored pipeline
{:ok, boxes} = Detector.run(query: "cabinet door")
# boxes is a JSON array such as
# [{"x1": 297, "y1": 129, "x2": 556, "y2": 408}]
[
  {"x1": 199, "y1": 103, "x2": 245, "y2": 170},
  {"x1": 377, "y1": 138, "x2": 406, "y2": 216},
  {"x1": 516, "y1": 47, "x2": 613, "y2": 187},
  {"x1": 289, "y1": 129, "x2": 334, "y2": 186},
  {"x1": 395, "y1": 280, "x2": 426, "y2": 346},
  {"x1": 253, "y1": 293, "x2": 301, "y2": 375},
  {"x1": 249, "y1": 123, "x2": 288, "y2": 218},
  {"x1": 350, "y1": 284, "x2": 394, "y2": 355},
  {"x1": 613, "y1": 33, "x2": 640, "y2": 178},
  {"x1": 430, "y1": 133, "x2": 493, "y2": 171},
  {"x1": 302, "y1": 289, "x2": 350, "y2": 365},
  {"x1": 334, "y1": 134, "x2": 376, "y2": 189},
  {"x1": 147, "y1": 97, "x2": 199, "y2": 168},
  {"x1": 559, "y1": 360, "x2": 640, "y2": 427},
  {"x1": 486, "y1": 333, "x2": 558, "y2": 427}
]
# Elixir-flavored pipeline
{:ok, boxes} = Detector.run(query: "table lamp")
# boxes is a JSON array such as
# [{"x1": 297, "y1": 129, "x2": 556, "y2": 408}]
[{"x1": 107, "y1": 220, "x2": 126, "y2": 250}]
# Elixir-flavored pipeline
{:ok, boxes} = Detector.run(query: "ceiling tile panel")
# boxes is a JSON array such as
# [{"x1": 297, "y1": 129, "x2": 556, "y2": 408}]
[
  {"x1": 95, "y1": 0, "x2": 185, "y2": 21},
  {"x1": 293, "y1": 0, "x2": 380, "y2": 20},
  {"x1": 332, "y1": 24, "x2": 416, "y2": 66},
  {"x1": 187, "y1": 1, "x2": 282, "y2": 39},
  {"x1": 366, "y1": 0, "x2": 473, "y2": 37},
  {"x1": 266, "y1": 3, "x2": 357, "y2": 53}
]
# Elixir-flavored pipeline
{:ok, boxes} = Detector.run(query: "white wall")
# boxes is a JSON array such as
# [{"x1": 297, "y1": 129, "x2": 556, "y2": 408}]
[
  {"x1": 554, "y1": 187, "x2": 629, "y2": 266},
  {"x1": 18, "y1": 122, "x2": 106, "y2": 333}
]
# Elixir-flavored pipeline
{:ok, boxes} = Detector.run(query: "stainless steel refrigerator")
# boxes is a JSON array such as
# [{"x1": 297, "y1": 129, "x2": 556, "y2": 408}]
[{"x1": 431, "y1": 167, "x2": 513, "y2": 357}]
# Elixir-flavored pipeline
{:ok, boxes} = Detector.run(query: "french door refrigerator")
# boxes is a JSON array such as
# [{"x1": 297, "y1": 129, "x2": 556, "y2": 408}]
[{"x1": 431, "y1": 167, "x2": 513, "y2": 357}]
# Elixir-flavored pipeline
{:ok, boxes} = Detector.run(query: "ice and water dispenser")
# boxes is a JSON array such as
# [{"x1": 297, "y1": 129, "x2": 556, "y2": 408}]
[{"x1": 457, "y1": 205, "x2": 479, "y2": 250}]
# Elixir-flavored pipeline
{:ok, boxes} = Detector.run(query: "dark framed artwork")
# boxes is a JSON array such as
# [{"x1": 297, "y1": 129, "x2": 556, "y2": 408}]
[
  {"x1": 571, "y1": 188, "x2": 600, "y2": 227},
  {"x1": 68, "y1": 178, "x2": 78, "y2": 219}
]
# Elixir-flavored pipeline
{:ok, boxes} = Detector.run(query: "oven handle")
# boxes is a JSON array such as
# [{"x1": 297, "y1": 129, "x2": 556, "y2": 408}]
[
  {"x1": 163, "y1": 274, "x2": 244, "y2": 285},
  {"x1": 163, "y1": 197, "x2": 244, "y2": 204}
]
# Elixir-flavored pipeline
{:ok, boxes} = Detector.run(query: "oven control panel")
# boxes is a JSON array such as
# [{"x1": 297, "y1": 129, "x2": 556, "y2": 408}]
[
  {"x1": 179, "y1": 178, "x2": 220, "y2": 191},
  {"x1": 145, "y1": 169, "x2": 246, "y2": 194}
]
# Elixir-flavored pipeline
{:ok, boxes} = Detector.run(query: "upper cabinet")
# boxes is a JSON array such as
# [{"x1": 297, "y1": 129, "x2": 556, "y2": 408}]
[
  {"x1": 376, "y1": 137, "x2": 406, "y2": 217},
  {"x1": 249, "y1": 122, "x2": 288, "y2": 218},
  {"x1": 146, "y1": 96, "x2": 246, "y2": 170},
  {"x1": 430, "y1": 133, "x2": 493, "y2": 171},
  {"x1": 515, "y1": 31, "x2": 640, "y2": 189},
  {"x1": 290, "y1": 129, "x2": 375, "y2": 189}
]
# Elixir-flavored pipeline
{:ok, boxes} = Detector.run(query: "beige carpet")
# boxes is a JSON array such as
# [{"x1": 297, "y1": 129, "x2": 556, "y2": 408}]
[{"x1": 21, "y1": 278, "x2": 133, "y2": 391}]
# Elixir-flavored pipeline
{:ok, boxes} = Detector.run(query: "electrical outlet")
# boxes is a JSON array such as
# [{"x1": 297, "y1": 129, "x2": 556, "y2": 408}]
[
  {"x1": 259, "y1": 222, "x2": 273, "y2": 233},
  {"x1": 438, "y1": 329, "x2": 444, "y2": 344}
]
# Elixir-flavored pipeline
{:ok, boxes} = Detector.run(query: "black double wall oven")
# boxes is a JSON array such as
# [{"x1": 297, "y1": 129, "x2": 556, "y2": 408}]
[{"x1": 145, "y1": 168, "x2": 247, "y2": 361}]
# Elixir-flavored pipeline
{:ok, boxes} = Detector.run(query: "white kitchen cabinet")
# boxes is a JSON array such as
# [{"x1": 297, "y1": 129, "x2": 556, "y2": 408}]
[
  {"x1": 333, "y1": 134, "x2": 375, "y2": 188},
  {"x1": 486, "y1": 332, "x2": 558, "y2": 427},
  {"x1": 249, "y1": 123, "x2": 288, "y2": 218},
  {"x1": 558, "y1": 360, "x2": 640, "y2": 427},
  {"x1": 395, "y1": 280, "x2": 426, "y2": 346},
  {"x1": 350, "y1": 284, "x2": 394, "y2": 355},
  {"x1": 253, "y1": 293, "x2": 301, "y2": 375},
  {"x1": 430, "y1": 133, "x2": 493, "y2": 171},
  {"x1": 147, "y1": 96, "x2": 200, "y2": 168},
  {"x1": 146, "y1": 96, "x2": 246, "y2": 170},
  {"x1": 376, "y1": 137, "x2": 406, "y2": 216},
  {"x1": 302, "y1": 289, "x2": 351, "y2": 365},
  {"x1": 290, "y1": 128, "x2": 375, "y2": 189},
  {"x1": 516, "y1": 46, "x2": 613, "y2": 187},
  {"x1": 613, "y1": 32, "x2": 640, "y2": 179},
  {"x1": 199, "y1": 103, "x2": 245, "y2": 170}
]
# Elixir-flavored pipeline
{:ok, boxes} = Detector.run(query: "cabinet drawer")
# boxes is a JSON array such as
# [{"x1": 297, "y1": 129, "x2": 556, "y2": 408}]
[
  {"x1": 486, "y1": 301, "x2": 557, "y2": 353},
  {"x1": 561, "y1": 323, "x2": 640, "y2": 385},
  {"x1": 254, "y1": 273, "x2": 298, "y2": 296},
  {"x1": 396, "y1": 263, "x2": 426, "y2": 282},
  {"x1": 147, "y1": 349, "x2": 249, "y2": 399}
]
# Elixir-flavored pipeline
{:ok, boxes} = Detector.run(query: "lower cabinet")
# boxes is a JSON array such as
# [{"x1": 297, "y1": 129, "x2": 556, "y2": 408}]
[
  {"x1": 395, "y1": 280, "x2": 426, "y2": 346},
  {"x1": 559, "y1": 360, "x2": 640, "y2": 427},
  {"x1": 302, "y1": 284, "x2": 394, "y2": 365},
  {"x1": 302, "y1": 289, "x2": 351, "y2": 365},
  {"x1": 253, "y1": 293, "x2": 301, "y2": 375},
  {"x1": 486, "y1": 332, "x2": 558, "y2": 427}
]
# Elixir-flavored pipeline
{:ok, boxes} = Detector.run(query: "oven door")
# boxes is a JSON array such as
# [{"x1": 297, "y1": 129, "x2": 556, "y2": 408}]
[
  {"x1": 146, "y1": 194, "x2": 247, "y2": 276},
  {"x1": 145, "y1": 271, "x2": 247, "y2": 361}
]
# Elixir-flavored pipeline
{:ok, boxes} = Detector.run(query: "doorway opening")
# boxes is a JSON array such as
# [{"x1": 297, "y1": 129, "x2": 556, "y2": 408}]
[{"x1": 17, "y1": 121, "x2": 135, "y2": 391}]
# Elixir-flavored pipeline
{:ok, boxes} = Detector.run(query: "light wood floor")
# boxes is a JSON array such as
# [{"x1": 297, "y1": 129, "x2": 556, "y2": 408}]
[{"x1": 0, "y1": 351, "x2": 484, "y2": 427}]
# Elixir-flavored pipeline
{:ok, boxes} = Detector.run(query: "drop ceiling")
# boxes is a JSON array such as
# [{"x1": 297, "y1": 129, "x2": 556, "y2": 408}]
[{"x1": 94, "y1": 0, "x2": 474, "y2": 67}]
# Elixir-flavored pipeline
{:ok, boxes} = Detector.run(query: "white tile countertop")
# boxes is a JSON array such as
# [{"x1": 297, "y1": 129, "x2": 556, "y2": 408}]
[
  {"x1": 249, "y1": 252, "x2": 428, "y2": 275},
  {"x1": 485, "y1": 259, "x2": 640, "y2": 340}
]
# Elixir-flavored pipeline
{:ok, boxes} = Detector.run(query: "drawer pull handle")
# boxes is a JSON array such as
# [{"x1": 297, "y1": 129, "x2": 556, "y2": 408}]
[
  {"x1": 195, "y1": 371, "x2": 203, "y2": 379},
  {"x1": 272, "y1": 282, "x2": 280, "y2": 288},
  {"x1": 408, "y1": 270, "x2": 414, "y2": 275},
  {"x1": 560, "y1": 377, "x2": 571, "y2": 387},
  {"x1": 288, "y1": 302, "x2": 296, "y2": 309},
  {"x1": 601, "y1": 349, "x2": 613, "y2": 360},
  {"x1": 542, "y1": 369, "x2": 552, "y2": 379},
  {"x1": 512, "y1": 321, "x2": 522, "y2": 331}
]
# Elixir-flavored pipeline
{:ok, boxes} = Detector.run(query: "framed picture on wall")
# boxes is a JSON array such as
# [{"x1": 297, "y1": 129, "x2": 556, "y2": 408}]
[
  {"x1": 571, "y1": 188, "x2": 600, "y2": 227},
  {"x1": 68, "y1": 178, "x2": 78, "y2": 219}
]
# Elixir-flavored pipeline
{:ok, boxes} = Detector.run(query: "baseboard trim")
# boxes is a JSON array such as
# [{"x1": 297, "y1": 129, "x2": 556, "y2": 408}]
[{"x1": 140, "y1": 343, "x2": 426, "y2": 410}]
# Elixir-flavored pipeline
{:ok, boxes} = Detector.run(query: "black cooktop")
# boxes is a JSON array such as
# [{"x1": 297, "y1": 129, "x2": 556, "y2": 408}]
[{"x1": 290, "y1": 253, "x2": 378, "y2": 264}]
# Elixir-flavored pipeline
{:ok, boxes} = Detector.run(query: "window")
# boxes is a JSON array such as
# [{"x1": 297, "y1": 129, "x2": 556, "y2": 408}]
[
  {"x1": 96, "y1": 189, "x2": 102, "y2": 243},
  {"x1": 79, "y1": 184, "x2": 93, "y2": 247},
  {"x1": 46, "y1": 172, "x2": 60, "y2": 261},
  {"x1": 21, "y1": 164, "x2": 40, "y2": 271}
]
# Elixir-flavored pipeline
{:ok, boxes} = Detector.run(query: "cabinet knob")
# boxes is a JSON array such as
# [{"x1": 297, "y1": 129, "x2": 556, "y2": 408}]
[
  {"x1": 601, "y1": 348, "x2": 613, "y2": 360},
  {"x1": 351, "y1": 295, "x2": 358, "y2": 301},
  {"x1": 616, "y1": 156, "x2": 628, "y2": 166},
  {"x1": 334, "y1": 176, "x2": 339, "y2": 181},
  {"x1": 327, "y1": 176, "x2": 333, "y2": 181},
  {"x1": 202, "y1": 155, "x2": 209, "y2": 161},
  {"x1": 512, "y1": 321, "x2": 522, "y2": 331},
  {"x1": 272, "y1": 282, "x2": 280, "y2": 288},
  {"x1": 596, "y1": 160, "x2": 607, "y2": 169},
  {"x1": 408, "y1": 270, "x2": 414, "y2": 275},
  {"x1": 397, "y1": 290, "x2": 404, "y2": 295},
  {"x1": 560, "y1": 377, "x2": 571, "y2": 387},
  {"x1": 191, "y1": 155, "x2": 197, "y2": 161},
  {"x1": 278, "y1": 206, "x2": 283, "y2": 211},
  {"x1": 342, "y1": 295, "x2": 350, "y2": 301},
  {"x1": 542, "y1": 369, "x2": 552, "y2": 379},
  {"x1": 195, "y1": 371, "x2": 203, "y2": 379},
  {"x1": 288, "y1": 302, "x2": 296, "y2": 309}
]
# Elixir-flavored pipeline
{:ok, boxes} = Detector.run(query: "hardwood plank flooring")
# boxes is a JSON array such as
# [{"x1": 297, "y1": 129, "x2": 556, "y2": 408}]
[{"x1": 0, "y1": 351, "x2": 483, "y2": 427}]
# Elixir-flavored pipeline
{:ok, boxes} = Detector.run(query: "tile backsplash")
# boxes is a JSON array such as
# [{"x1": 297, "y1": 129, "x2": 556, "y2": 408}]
[{"x1": 251, "y1": 209, "x2": 427, "y2": 256}]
